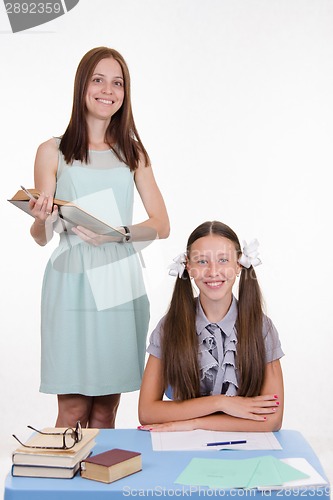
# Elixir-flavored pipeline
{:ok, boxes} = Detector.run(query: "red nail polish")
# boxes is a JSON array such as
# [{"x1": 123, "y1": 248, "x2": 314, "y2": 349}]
[
  {"x1": 276, "y1": 401, "x2": 280, "y2": 406},
  {"x1": 137, "y1": 425, "x2": 152, "y2": 432},
  {"x1": 274, "y1": 394, "x2": 278, "y2": 399}
]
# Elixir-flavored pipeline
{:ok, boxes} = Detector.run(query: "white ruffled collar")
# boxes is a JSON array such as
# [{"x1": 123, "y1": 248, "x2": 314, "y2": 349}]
[{"x1": 195, "y1": 296, "x2": 238, "y2": 396}]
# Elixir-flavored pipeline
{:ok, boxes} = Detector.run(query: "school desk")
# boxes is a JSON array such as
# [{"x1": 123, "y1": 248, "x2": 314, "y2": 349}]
[{"x1": 4, "y1": 429, "x2": 330, "y2": 499}]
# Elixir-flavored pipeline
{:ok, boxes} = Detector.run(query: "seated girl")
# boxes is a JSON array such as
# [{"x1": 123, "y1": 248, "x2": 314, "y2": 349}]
[{"x1": 138, "y1": 220, "x2": 284, "y2": 432}]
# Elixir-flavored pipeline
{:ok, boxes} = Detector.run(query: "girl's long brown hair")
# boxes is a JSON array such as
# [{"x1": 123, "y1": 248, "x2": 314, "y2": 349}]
[
  {"x1": 59, "y1": 47, "x2": 150, "y2": 170},
  {"x1": 161, "y1": 221, "x2": 266, "y2": 400}
]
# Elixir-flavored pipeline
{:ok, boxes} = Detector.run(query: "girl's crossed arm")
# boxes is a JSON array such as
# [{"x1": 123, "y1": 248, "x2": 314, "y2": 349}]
[{"x1": 138, "y1": 354, "x2": 283, "y2": 432}]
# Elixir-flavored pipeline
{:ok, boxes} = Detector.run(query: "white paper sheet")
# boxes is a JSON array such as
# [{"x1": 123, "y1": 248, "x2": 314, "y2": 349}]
[{"x1": 151, "y1": 430, "x2": 282, "y2": 451}]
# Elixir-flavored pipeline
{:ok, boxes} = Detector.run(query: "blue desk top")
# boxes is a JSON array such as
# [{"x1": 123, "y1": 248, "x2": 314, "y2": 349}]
[{"x1": 4, "y1": 429, "x2": 331, "y2": 499}]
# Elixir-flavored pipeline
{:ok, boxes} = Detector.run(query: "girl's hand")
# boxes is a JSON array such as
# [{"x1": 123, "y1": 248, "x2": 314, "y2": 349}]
[
  {"x1": 219, "y1": 394, "x2": 280, "y2": 421},
  {"x1": 138, "y1": 419, "x2": 197, "y2": 432}
]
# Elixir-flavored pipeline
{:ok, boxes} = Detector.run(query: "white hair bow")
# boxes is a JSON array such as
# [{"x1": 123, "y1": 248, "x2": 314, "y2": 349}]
[
  {"x1": 238, "y1": 239, "x2": 262, "y2": 268},
  {"x1": 168, "y1": 253, "x2": 187, "y2": 278}
]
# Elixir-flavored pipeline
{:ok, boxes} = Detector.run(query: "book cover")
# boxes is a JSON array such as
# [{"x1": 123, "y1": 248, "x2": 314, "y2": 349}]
[
  {"x1": 8, "y1": 188, "x2": 123, "y2": 236},
  {"x1": 13, "y1": 439, "x2": 96, "y2": 468},
  {"x1": 81, "y1": 448, "x2": 142, "y2": 484},
  {"x1": 12, "y1": 428, "x2": 99, "y2": 467},
  {"x1": 12, "y1": 455, "x2": 89, "y2": 479}
]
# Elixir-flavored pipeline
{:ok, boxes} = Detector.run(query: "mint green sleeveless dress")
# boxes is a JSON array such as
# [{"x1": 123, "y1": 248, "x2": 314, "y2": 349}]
[{"x1": 39, "y1": 140, "x2": 150, "y2": 396}]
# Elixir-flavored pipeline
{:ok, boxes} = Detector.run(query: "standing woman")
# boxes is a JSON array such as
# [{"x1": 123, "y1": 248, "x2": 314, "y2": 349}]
[{"x1": 29, "y1": 47, "x2": 170, "y2": 428}]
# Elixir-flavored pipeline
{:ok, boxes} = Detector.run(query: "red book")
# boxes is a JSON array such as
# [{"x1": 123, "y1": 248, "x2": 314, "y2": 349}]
[{"x1": 80, "y1": 448, "x2": 142, "y2": 483}]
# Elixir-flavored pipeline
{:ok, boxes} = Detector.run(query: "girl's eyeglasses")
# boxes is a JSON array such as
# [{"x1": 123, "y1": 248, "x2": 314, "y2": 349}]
[{"x1": 12, "y1": 421, "x2": 82, "y2": 450}]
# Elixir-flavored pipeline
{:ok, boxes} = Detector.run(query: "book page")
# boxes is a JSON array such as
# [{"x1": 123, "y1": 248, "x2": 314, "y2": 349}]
[
  {"x1": 58, "y1": 205, "x2": 122, "y2": 235},
  {"x1": 71, "y1": 188, "x2": 123, "y2": 229}
]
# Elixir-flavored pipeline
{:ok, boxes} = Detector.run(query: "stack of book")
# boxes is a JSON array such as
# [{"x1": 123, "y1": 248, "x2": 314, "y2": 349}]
[{"x1": 12, "y1": 427, "x2": 99, "y2": 479}]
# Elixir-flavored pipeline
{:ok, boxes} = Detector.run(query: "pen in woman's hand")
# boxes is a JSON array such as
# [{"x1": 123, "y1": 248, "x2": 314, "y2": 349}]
[{"x1": 20, "y1": 185, "x2": 37, "y2": 201}]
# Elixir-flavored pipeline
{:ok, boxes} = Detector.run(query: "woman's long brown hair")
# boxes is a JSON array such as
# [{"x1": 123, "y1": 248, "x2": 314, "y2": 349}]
[
  {"x1": 59, "y1": 47, "x2": 150, "y2": 170},
  {"x1": 161, "y1": 221, "x2": 266, "y2": 400}
]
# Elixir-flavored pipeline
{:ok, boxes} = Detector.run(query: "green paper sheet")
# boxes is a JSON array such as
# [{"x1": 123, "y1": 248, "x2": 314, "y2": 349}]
[
  {"x1": 176, "y1": 457, "x2": 261, "y2": 489},
  {"x1": 247, "y1": 456, "x2": 308, "y2": 488},
  {"x1": 175, "y1": 455, "x2": 310, "y2": 490}
]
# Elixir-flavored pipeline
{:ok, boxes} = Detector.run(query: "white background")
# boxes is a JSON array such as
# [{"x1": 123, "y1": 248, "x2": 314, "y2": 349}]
[{"x1": 0, "y1": 0, "x2": 332, "y2": 492}]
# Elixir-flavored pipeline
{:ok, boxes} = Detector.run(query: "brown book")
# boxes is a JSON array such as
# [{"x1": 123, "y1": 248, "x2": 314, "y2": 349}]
[
  {"x1": 80, "y1": 448, "x2": 142, "y2": 484},
  {"x1": 8, "y1": 188, "x2": 123, "y2": 236}
]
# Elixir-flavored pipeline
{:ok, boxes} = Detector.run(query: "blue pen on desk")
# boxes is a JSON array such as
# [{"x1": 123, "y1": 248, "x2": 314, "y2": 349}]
[{"x1": 206, "y1": 440, "x2": 247, "y2": 446}]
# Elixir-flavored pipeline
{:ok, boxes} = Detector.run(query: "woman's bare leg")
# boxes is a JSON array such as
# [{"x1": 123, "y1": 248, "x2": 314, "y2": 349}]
[
  {"x1": 56, "y1": 394, "x2": 93, "y2": 428},
  {"x1": 89, "y1": 394, "x2": 121, "y2": 428}
]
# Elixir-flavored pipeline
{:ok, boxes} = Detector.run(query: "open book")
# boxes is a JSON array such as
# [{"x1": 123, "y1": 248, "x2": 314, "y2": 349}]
[{"x1": 8, "y1": 188, "x2": 124, "y2": 237}]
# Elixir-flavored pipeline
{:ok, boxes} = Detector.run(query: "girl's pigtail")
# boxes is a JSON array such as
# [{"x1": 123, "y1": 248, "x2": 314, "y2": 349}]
[
  {"x1": 162, "y1": 270, "x2": 199, "y2": 400},
  {"x1": 236, "y1": 266, "x2": 266, "y2": 396}
]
